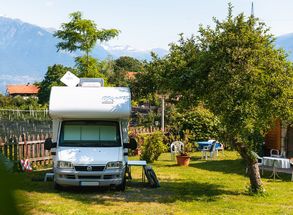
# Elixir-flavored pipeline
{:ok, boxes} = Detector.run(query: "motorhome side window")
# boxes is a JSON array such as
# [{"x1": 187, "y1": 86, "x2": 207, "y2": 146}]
[{"x1": 60, "y1": 121, "x2": 121, "y2": 147}]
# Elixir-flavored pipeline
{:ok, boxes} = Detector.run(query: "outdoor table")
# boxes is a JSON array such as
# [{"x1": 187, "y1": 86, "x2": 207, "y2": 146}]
[
  {"x1": 127, "y1": 160, "x2": 147, "y2": 182},
  {"x1": 197, "y1": 141, "x2": 222, "y2": 150},
  {"x1": 263, "y1": 157, "x2": 291, "y2": 180},
  {"x1": 197, "y1": 141, "x2": 224, "y2": 158}
]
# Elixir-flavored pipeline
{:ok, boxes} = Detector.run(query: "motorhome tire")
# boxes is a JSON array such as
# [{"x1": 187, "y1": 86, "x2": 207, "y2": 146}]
[
  {"x1": 53, "y1": 182, "x2": 63, "y2": 191},
  {"x1": 116, "y1": 175, "x2": 126, "y2": 191}
]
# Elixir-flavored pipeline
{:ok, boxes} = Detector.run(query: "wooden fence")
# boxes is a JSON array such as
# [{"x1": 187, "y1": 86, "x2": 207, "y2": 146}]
[
  {"x1": 0, "y1": 133, "x2": 52, "y2": 166},
  {"x1": 129, "y1": 126, "x2": 164, "y2": 134}
]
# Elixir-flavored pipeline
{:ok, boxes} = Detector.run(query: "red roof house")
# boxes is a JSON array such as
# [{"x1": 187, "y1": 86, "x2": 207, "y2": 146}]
[
  {"x1": 6, "y1": 84, "x2": 39, "y2": 97},
  {"x1": 126, "y1": 71, "x2": 138, "y2": 80}
]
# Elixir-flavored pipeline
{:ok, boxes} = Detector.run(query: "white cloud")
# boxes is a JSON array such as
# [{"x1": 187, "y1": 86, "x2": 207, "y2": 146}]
[{"x1": 45, "y1": 0, "x2": 54, "y2": 7}]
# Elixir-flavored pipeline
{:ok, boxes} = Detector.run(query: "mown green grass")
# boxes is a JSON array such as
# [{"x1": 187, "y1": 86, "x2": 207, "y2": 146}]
[{"x1": 11, "y1": 151, "x2": 293, "y2": 214}]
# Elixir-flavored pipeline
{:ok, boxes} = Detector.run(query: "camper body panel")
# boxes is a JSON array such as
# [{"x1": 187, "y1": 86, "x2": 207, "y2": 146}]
[
  {"x1": 49, "y1": 86, "x2": 131, "y2": 188},
  {"x1": 49, "y1": 87, "x2": 131, "y2": 119}
]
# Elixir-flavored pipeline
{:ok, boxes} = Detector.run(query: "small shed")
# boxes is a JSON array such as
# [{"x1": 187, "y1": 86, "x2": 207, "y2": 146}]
[{"x1": 265, "y1": 120, "x2": 293, "y2": 158}]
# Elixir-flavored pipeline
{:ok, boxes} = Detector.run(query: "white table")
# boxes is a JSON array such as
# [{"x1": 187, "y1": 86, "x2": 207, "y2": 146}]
[
  {"x1": 127, "y1": 160, "x2": 147, "y2": 182},
  {"x1": 263, "y1": 157, "x2": 291, "y2": 180},
  {"x1": 128, "y1": 160, "x2": 147, "y2": 166}
]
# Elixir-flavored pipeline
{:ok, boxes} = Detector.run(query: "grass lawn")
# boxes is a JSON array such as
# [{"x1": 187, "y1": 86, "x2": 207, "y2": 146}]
[{"x1": 9, "y1": 151, "x2": 293, "y2": 214}]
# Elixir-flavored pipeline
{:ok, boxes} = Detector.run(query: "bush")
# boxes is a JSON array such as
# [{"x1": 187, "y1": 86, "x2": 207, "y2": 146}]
[
  {"x1": 140, "y1": 131, "x2": 167, "y2": 163},
  {"x1": 170, "y1": 104, "x2": 221, "y2": 141}
]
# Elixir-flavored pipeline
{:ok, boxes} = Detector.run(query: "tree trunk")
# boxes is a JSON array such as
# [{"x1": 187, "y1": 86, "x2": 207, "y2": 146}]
[
  {"x1": 86, "y1": 51, "x2": 89, "y2": 76},
  {"x1": 235, "y1": 141, "x2": 264, "y2": 193},
  {"x1": 246, "y1": 161, "x2": 263, "y2": 193}
]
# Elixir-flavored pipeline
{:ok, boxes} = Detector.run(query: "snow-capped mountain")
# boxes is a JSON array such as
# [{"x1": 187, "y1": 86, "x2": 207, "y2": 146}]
[{"x1": 101, "y1": 44, "x2": 168, "y2": 61}]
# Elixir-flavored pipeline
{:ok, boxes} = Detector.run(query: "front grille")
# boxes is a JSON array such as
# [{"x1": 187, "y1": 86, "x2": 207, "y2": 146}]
[
  {"x1": 75, "y1": 165, "x2": 105, "y2": 171},
  {"x1": 78, "y1": 175, "x2": 101, "y2": 179},
  {"x1": 103, "y1": 175, "x2": 113, "y2": 179},
  {"x1": 65, "y1": 175, "x2": 76, "y2": 179}
]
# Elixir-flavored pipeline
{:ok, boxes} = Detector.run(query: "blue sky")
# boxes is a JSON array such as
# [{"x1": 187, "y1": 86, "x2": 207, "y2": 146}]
[{"x1": 0, "y1": 0, "x2": 293, "y2": 50}]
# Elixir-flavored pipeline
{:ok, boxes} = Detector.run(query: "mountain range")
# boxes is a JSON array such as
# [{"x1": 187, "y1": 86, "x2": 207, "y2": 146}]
[
  {"x1": 0, "y1": 16, "x2": 293, "y2": 94},
  {"x1": 0, "y1": 16, "x2": 168, "y2": 93},
  {"x1": 275, "y1": 33, "x2": 293, "y2": 60}
]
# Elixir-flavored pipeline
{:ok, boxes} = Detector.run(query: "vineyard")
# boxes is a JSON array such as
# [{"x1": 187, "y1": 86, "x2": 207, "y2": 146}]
[{"x1": 0, "y1": 109, "x2": 52, "y2": 137}]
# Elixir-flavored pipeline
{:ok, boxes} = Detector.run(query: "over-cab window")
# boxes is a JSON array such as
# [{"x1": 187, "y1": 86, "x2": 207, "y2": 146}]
[{"x1": 60, "y1": 121, "x2": 120, "y2": 147}]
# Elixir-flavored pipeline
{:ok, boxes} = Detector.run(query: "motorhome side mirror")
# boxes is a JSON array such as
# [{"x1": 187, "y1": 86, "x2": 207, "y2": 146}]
[
  {"x1": 44, "y1": 138, "x2": 57, "y2": 150},
  {"x1": 123, "y1": 138, "x2": 137, "y2": 150}
]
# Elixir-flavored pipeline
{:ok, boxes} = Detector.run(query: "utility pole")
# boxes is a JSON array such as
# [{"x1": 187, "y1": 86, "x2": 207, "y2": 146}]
[{"x1": 161, "y1": 96, "x2": 165, "y2": 132}]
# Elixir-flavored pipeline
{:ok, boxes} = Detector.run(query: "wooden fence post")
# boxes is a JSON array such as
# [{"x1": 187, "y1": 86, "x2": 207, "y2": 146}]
[
  {"x1": 8, "y1": 143, "x2": 13, "y2": 160},
  {"x1": 0, "y1": 137, "x2": 3, "y2": 155},
  {"x1": 13, "y1": 136, "x2": 18, "y2": 161},
  {"x1": 4, "y1": 144, "x2": 8, "y2": 158}
]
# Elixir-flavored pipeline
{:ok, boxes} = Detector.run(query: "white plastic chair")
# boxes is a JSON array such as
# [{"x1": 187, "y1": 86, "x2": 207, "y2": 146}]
[
  {"x1": 170, "y1": 141, "x2": 184, "y2": 160},
  {"x1": 270, "y1": 149, "x2": 281, "y2": 158}
]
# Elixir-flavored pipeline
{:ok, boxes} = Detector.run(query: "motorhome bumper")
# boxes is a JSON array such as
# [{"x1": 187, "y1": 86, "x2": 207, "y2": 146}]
[{"x1": 54, "y1": 168, "x2": 125, "y2": 186}]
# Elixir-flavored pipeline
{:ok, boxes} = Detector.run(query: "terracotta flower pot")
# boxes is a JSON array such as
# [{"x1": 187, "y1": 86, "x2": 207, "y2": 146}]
[
  {"x1": 176, "y1": 155, "x2": 191, "y2": 166},
  {"x1": 134, "y1": 148, "x2": 141, "y2": 156}
]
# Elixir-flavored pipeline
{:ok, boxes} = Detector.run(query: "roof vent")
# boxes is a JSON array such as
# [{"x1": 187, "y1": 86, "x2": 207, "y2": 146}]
[{"x1": 78, "y1": 78, "x2": 104, "y2": 87}]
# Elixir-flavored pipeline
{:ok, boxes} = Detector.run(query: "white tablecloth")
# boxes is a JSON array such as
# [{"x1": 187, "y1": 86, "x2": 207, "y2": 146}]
[{"x1": 263, "y1": 157, "x2": 291, "y2": 169}]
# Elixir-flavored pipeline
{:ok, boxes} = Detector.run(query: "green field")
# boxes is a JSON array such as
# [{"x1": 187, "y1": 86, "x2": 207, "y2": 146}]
[{"x1": 11, "y1": 151, "x2": 293, "y2": 214}]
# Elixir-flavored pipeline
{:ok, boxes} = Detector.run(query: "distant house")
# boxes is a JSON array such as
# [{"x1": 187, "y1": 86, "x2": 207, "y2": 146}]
[
  {"x1": 6, "y1": 84, "x2": 39, "y2": 99},
  {"x1": 126, "y1": 71, "x2": 138, "y2": 80}
]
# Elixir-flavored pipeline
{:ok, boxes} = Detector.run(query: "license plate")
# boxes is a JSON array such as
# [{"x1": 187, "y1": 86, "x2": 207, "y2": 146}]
[{"x1": 80, "y1": 182, "x2": 99, "y2": 186}]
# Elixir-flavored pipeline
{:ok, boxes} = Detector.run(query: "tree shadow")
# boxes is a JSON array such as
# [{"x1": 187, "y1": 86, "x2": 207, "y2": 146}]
[
  {"x1": 189, "y1": 158, "x2": 293, "y2": 182},
  {"x1": 16, "y1": 170, "x2": 242, "y2": 206},
  {"x1": 190, "y1": 156, "x2": 203, "y2": 161},
  {"x1": 189, "y1": 159, "x2": 246, "y2": 176}
]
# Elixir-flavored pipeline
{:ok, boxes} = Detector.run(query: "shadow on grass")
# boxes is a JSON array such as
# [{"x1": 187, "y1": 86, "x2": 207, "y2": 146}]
[
  {"x1": 190, "y1": 156, "x2": 203, "y2": 161},
  {"x1": 260, "y1": 170, "x2": 293, "y2": 182},
  {"x1": 190, "y1": 159, "x2": 246, "y2": 176},
  {"x1": 16, "y1": 170, "x2": 242, "y2": 205}
]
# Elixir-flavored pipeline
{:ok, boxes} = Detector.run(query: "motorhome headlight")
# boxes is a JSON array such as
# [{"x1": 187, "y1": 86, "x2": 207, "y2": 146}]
[
  {"x1": 57, "y1": 161, "x2": 74, "y2": 169},
  {"x1": 105, "y1": 161, "x2": 123, "y2": 169}
]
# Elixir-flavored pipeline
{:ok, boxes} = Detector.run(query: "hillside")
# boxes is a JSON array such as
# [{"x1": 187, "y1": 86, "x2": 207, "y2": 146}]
[
  {"x1": 275, "y1": 33, "x2": 293, "y2": 61},
  {"x1": 0, "y1": 16, "x2": 167, "y2": 94}
]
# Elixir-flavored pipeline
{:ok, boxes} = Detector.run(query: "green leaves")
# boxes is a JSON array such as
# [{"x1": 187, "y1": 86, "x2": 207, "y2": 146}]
[
  {"x1": 197, "y1": 9, "x2": 293, "y2": 143},
  {"x1": 140, "y1": 131, "x2": 167, "y2": 163},
  {"x1": 37, "y1": 64, "x2": 76, "y2": 104},
  {"x1": 143, "y1": 4, "x2": 293, "y2": 157},
  {"x1": 170, "y1": 104, "x2": 221, "y2": 141},
  {"x1": 54, "y1": 11, "x2": 119, "y2": 54},
  {"x1": 54, "y1": 11, "x2": 119, "y2": 77}
]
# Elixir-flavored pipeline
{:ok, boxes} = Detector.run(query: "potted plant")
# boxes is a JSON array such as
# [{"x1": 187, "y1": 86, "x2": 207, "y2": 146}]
[
  {"x1": 176, "y1": 130, "x2": 193, "y2": 166},
  {"x1": 176, "y1": 151, "x2": 191, "y2": 166}
]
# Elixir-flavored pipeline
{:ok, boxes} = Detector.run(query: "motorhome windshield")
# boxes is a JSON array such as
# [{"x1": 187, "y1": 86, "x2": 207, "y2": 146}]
[{"x1": 59, "y1": 121, "x2": 121, "y2": 147}]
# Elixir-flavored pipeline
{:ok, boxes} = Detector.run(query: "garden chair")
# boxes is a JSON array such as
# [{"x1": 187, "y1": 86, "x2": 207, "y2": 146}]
[
  {"x1": 201, "y1": 141, "x2": 217, "y2": 160},
  {"x1": 215, "y1": 142, "x2": 224, "y2": 156},
  {"x1": 270, "y1": 149, "x2": 281, "y2": 158},
  {"x1": 170, "y1": 141, "x2": 184, "y2": 160}
]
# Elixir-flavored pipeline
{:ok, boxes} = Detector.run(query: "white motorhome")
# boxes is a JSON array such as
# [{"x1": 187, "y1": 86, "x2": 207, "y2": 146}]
[{"x1": 44, "y1": 79, "x2": 136, "y2": 191}]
